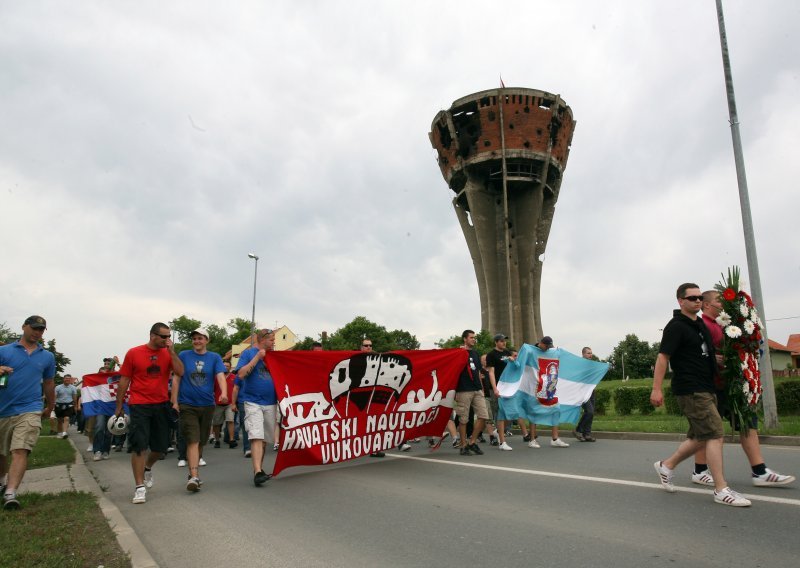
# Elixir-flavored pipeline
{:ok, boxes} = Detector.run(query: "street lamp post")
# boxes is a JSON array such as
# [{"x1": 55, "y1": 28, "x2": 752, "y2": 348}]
[{"x1": 248, "y1": 253, "x2": 259, "y2": 346}]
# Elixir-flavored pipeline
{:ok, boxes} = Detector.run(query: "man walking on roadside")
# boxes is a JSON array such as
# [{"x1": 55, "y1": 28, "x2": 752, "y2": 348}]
[
  {"x1": 172, "y1": 328, "x2": 228, "y2": 492},
  {"x1": 0, "y1": 315, "x2": 56, "y2": 510},
  {"x1": 455, "y1": 330, "x2": 488, "y2": 456},
  {"x1": 574, "y1": 347, "x2": 597, "y2": 442},
  {"x1": 691, "y1": 290, "x2": 794, "y2": 488},
  {"x1": 233, "y1": 328, "x2": 277, "y2": 486},
  {"x1": 651, "y1": 283, "x2": 751, "y2": 506},
  {"x1": 528, "y1": 337, "x2": 570, "y2": 448},
  {"x1": 486, "y1": 333, "x2": 530, "y2": 451},
  {"x1": 54, "y1": 374, "x2": 78, "y2": 439},
  {"x1": 116, "y1": 322, "x2": 184, "y2": 504}
]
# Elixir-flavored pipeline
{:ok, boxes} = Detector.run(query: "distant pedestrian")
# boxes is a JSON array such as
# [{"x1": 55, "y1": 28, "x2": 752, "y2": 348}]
[
  {"x1": 574, "y1": 347, "x2": 596, "y2": 442},
  {"x1": 54, "y1": 374, "x2": 78, "y2": 439}
]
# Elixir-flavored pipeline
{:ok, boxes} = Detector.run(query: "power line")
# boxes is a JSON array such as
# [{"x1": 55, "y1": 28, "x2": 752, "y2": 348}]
[{"x1": 766, "y1": 315, "x2": 800, "y2": 322}]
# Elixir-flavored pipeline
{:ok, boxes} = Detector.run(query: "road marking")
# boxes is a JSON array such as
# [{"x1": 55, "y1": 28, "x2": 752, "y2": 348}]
[{"x1": 389, "y1": 454, "x2": 800, "y2": 507}]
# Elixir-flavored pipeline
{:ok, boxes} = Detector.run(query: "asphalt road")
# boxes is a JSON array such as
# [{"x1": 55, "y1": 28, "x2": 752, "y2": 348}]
[{"x1": 82, "y1": 435, "x2": 800, "y2": 568}]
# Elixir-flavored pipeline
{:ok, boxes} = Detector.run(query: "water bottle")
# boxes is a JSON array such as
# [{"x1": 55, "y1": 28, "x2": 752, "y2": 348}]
[{"x1": 0, "y1": 373, "x2": 8, "y2": 389}]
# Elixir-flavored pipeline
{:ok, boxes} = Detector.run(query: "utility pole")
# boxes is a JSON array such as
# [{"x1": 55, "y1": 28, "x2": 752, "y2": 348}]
[{"x1": 715, "y1": 0, "x2": 778, "y2": 428}]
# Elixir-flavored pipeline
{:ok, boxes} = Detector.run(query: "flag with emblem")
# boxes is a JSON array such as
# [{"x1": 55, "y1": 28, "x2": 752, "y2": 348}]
[{"x1": 497, "y1": 344, "x2": 609, "y2": 425}]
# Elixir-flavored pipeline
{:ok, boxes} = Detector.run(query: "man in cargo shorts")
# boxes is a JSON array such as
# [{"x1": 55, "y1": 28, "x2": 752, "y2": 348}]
[{"x1": 651, "y1": 283, "x2": 750, "y2": 507}]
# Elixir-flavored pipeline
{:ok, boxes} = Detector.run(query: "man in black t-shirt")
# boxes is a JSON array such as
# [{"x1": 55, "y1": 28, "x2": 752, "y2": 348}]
[
  {"x1": 486, "y1": 334, "x2": 529, "y2": 450},
  {"x1": 651, "y1": 282, "x2": 750, "y2": 507},
  {"x1": 454, "y1": 330, "x2": 488, "y2": 456}
]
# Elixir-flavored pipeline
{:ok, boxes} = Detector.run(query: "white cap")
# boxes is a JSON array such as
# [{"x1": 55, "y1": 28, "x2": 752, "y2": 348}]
[{"x1": 191, "y1": 328, "x2": 209, "y2": 339}]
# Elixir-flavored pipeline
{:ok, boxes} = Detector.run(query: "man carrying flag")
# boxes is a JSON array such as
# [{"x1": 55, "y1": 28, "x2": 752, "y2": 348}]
[{"x1": 496, "y1": 338, "x2": 608, "y2": 448}]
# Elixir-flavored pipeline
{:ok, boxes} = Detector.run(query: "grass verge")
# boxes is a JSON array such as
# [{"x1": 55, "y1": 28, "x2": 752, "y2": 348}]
[{"x1": 0, "y1": 491, "x2": 130, "y2": 568}]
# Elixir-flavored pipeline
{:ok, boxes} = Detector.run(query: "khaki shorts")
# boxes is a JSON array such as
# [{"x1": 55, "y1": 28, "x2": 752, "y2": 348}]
[
  {"x1": 243, "y1": 402, "x2": 277, "y2": 442},
  {"x1": 676, "y1": 392, "x2": 725, "y2": 441},
  {"x1": 0, "y1": 412, "x2": 42, "y2": 454},
  {"x1": 455, "y1": 391, "x2": 489, "y2": 423},
  {"x1": 212, "y1": 405, "x2": 235, "y2": 426},
  {"x1": 179, "y1": 405, "x2": 215, "y2": 445}
]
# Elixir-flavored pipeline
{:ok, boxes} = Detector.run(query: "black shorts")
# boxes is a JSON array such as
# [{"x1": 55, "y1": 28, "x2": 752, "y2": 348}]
[
  {"x1": 128, "y1": 403, "x2": 170, "y2": 454},
  {"x1": 55, "y1": 403, "x2": 75, "y2": 419}
]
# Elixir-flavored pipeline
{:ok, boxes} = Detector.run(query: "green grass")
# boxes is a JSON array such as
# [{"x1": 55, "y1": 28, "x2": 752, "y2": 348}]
[
  {"x1": 591, "y1": 377, "x2": 800, "y2": 436},
  {"x1": 0, "y1": 492, "x2": 130, "y2": 568},
  {"x1": 28, "y1": 437, "x2": 76, "y2": 469}
]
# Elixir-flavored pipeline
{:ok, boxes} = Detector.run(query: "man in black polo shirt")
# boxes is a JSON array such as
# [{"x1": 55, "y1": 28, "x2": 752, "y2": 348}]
[{"x1": 651, "y1": 282, "x2": 750, "y2": 507}]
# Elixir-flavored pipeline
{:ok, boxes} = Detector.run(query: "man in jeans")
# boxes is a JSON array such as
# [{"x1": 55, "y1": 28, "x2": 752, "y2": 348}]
[
  {"x1": 574, "y1": 347, "x2": 596, "y2": 442},
  {"x1": 651, "y1": 283, "x2": 750, "y2": 507}
]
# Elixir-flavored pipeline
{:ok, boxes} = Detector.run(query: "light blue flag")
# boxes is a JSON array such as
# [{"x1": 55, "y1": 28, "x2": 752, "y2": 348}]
[{"x1": 496, "y1": 344, "x2": 609, "y2": 426}]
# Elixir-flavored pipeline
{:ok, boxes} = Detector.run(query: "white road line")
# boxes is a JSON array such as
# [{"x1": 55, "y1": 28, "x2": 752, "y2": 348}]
[{"x1": 389, "y1": 454, "x2": 800, "y2": 507}]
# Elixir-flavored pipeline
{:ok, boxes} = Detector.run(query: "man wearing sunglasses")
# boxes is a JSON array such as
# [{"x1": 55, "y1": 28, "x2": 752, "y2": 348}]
[
  {"x1": 116, "y1": 322, "x2": 185, "y2": 504},
  {"x1": 651, "y1": 283, "x2": 750, "y2": 507}
]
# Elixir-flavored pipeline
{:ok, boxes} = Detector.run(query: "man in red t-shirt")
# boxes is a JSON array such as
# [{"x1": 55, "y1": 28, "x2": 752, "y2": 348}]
[{"x1": 115, "y1": 322, "x2": 185, "y2": 504}]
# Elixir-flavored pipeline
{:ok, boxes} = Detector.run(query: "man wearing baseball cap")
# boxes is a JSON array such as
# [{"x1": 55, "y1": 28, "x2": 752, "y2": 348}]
[
  {"x1": 528, "y1": 336, "x2": 570, "y2": 449},
  {"x1": 0, "y1": 316, "x2": 56, "y2": 510},
  {"x1": 172, "y1": 328, "x2": 228, "y2": 492}
]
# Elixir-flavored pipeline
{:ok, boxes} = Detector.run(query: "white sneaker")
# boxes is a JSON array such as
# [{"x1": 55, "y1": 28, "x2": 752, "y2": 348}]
[
  {"x1": 199, "y1": 458, "x2": 207, "y2": 466},
  {"x1": 177, "y1": 459, "x2": 187, "y2": 467},
  {"x1": 691, "y1": 470, "x2": 715, "y2": 486},
  {"x1": 752, "y1": 468, "x2": 795, "y2": 487},
  {"x1": 528, "y1": 438, "x2": 541, "y2": 449},
  {"x1": 143, "y1": 469, "x2": 154, "y2": 488},
  {"x1": 87, "y1": 445, "x2": 93, "y2": 452},
  {"x1": 654, "y1": 461, "x2": 676, "y2": 493},
  {"x1": 186, "y1": 477, "x2": 200, "y2": 492},
  {"x1": 551, "y1": 438, "x2": 570, "y2": 448},
  {"x1": 101, "y1": 452, "x2": 110, "y2": 460},
  {"x1": 714, "y1": 486, "x2": 751, "y2": 507},
  {"x1": 400, "y1": 443, "x2": 411, "y2": 452},
  {"x1": 132, "y1": 486, "x2": 146, "y2": 504},
  {"x1": 93, "y1": 451, "x2": 102, "y2": 462},
  {"x1": 498, "y1": 442, "x2": 513, "y2": 451}
]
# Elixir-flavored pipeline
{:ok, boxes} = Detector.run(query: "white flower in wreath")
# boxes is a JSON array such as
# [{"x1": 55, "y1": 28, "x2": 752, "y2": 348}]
[
  {"x1": 726, "y1": 325, "x2": 743, "y2": 338},
  {"x1": 750, "y1": 307, "x2": 759, "y2": 320},
  {"x1": 743, "y1": 320, "x2": 756, "y2": 335},
  {"x1": 739, "y1": 303, "x2": 750, "y2": 317},
  {"x1": 716, "y1": 311, "x2": 732, "y2": 327}
]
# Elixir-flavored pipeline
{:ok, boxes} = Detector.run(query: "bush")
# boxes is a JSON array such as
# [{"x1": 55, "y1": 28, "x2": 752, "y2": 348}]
[
  {"x1": 613, "y1": 386, "x2": 656, "y2": 415},
  {"x1": 594, "y1": 389, "x2": 611, "y2": 415},
  {"x1": 776, "y1": 381, "x2": 800, "y2": 414},
  {"x1": 663, "y1": 385, "x2": 681, "y2": 415}
]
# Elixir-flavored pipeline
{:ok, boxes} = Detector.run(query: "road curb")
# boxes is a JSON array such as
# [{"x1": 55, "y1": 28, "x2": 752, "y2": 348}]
[
  {"x1": 588, "y1": 431, "x2": 800, "y2": 446},
  {"x1": 68, "y1": 439, "x2": 159, "y2": 568}
]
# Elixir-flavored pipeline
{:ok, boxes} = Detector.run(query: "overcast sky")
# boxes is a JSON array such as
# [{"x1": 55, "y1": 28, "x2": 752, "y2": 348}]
[{"x1": 2, "y1": 0, "x2": 798, "y2": 375}]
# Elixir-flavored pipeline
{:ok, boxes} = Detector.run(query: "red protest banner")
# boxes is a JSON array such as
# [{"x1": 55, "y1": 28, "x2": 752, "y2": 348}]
[{"x1": 266, "y1": 349, "x2": 466, "y2": 477}]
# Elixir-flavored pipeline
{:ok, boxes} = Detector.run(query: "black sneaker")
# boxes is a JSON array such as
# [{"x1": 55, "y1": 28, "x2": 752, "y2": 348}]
[
  {"x1": 523, "y1": 434, "x2": 532, "y2": 442},
  {"x1": 228, "y1": 441, "x2": 238, "y2": 449},
  {"x1": 370, "y1": 451, "x2": 386, "y2": 458},
  {"x1": 459, "y1": 446, "x2": 473, "y2": 456},
  {"x1": 489, "y1": 435, "x2": 499, "y2": 446},
  {"x1": 477, "y1": 434, "x2": 486, "y2": 443},
  {"x1": 504, "y1": 430, "x2": 513, "y2": 437},
  {"x1": 469, "y1": 443, "x2": 484, "y2": 455},
  {"x1": 254, "y1": 471, "x2": 270, "y2": 486},
  {"x1": 2, "y1": 495, "x2": 20, "y2": 510},
  {"x1": 214, "y1": 441, "x2": 221, "y2": 448}
]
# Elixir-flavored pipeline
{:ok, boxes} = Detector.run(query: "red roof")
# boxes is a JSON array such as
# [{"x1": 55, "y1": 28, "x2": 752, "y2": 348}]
[
  {"x1": 786, "y1": 334, "x2": 800, "y2": 354},
  {"x1": 768, "y1": 339, "x2": 791, "y2": 352}
]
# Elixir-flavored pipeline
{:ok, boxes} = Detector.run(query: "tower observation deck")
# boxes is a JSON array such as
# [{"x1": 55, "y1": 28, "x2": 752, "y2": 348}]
[{"x1": 429, "y1": 88, "x2": 576, "y2": 345}]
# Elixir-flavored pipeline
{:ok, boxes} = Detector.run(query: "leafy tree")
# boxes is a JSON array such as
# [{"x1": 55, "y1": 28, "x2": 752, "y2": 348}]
[
  {"x1": 0, "y1": 321, "x2": 17, "y2": 345},
  {"x1": 169, "y1": 315, "x2": 202, "y2": 353},
  {"x1": 435, "y1": 329, "x2": 496, "y2": 353},
  {"x1": 227, "y1": 317, "x2": 256, "y2": 346},
  {"x1": 45, "y1": 338, "x2": 71, "y2": 380},
  {"x1": 607, "y1": 334, "x2": 657, "y2": 380},
  {"x1": 294, "y1": 316, "x2": 419, "y2": 351}
]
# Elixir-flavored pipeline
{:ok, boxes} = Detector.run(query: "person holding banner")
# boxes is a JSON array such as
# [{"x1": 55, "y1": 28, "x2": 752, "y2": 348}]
[
  {"x1": 116, "y1": 322, "x2": 184, "y2": 504},
  {"x1": 455, "y1": 330, "x2": 488, "y2": 456},
  {"x1": 233, "y1": 328, "x2": 277, "y2": 487},
  {"x1": 528, "y1": 337, "x2": 570, "y2": 448}
]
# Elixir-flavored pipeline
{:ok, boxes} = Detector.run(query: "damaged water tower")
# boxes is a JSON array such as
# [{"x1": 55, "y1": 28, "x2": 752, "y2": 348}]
[{"x1": 429, "y1": 88, "x2": 576, "y2": 345}]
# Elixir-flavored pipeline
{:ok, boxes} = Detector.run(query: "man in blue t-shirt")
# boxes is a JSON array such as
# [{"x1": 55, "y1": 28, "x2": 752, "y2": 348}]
[
  {"x1": 0, "y1": 315, "x2": 56, "y2": 510},
  {"x1": 172, "y1": 328, "x2": 228, "y2": 492},
  {"x1": 232, "y1": 328, "x2": 277, "y2": 487}
]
